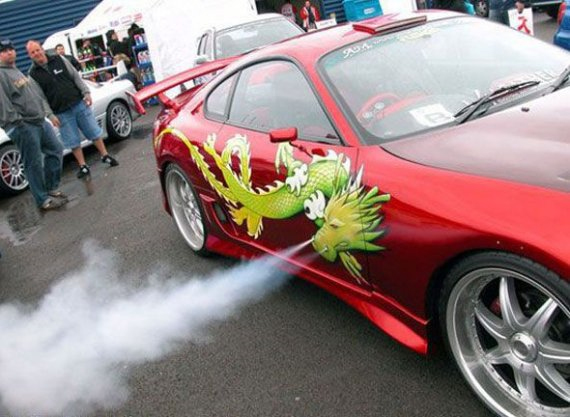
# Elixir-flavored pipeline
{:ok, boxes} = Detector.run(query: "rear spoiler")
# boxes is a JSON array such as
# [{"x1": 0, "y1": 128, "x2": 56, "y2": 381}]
[{"x1": 132, "y1": 56, "x2": 238, "y2": 115}]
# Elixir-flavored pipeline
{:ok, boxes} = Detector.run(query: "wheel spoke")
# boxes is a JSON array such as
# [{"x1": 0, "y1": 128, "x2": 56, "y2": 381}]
[
  {"x1": 475, "y1": 300, "x2": 509, "y2": 342},
  {"x1": 540, "y1": 340, "x2": 570, "y2": 365},
  {"x1": 514, "y1": 370, "x2": 538, "y2": 402},
  {"x1": 527, "y1": 298, "x2": 559, "y2": 338},
  {"x1": 499, "y1": 276, "x2": 526, "y2": 330},
  {"x1": 535, "y1": 364, "x2": 570, "y2": 403},
  {"x1": 484, "y1": 345, "x2": 511, "y2": 365}
]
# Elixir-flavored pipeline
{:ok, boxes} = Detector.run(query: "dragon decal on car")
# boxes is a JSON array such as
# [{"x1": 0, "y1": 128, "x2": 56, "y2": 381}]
[{"x1": 157, "y1": 128, "x2": 390, "y2": 281}]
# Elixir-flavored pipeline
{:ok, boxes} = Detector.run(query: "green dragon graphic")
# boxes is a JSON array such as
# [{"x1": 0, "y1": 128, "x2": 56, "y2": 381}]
[{"x1": 158, "y1": 128, "x2": 390, "y2": 281}]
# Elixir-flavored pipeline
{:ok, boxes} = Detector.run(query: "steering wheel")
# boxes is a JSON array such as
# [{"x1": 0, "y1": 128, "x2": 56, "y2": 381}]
[
  {"x1": 357, "y1": 93, "x2": 402, "y2": 126},
  {"x1": 357, "y1": 93, "x2": 427, "y2": 127}
]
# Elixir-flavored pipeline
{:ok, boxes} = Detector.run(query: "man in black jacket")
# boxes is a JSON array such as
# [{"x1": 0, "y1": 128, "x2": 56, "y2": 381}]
[{"x1": 26, "y1": 40, "x2": 118, "y2": 179}]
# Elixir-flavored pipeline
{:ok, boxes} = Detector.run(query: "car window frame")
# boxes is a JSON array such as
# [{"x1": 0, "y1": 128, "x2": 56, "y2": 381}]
[
  {"x1": 197, "y1": 34, "x2": 207, "y2": 56},
  {"x1": 203, "y1": 72, "x2": 239, "y2": 123},
  {"x1": 204, "y1": 56, "x2": 345, "y2": 146}
]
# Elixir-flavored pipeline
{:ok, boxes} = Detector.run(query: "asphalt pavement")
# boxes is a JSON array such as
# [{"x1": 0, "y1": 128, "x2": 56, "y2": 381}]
[{"x1": 0, "y1": 12, "x2": 562, "y2": 417}]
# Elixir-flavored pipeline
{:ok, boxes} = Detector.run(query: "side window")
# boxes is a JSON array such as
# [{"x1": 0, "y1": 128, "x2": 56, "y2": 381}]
[
  {"x1": 228, "y1": 61, "x2": 337, "y2": 140},
  {"x1": 205, "y1": 74, "x2": 237, "y2": 119}
]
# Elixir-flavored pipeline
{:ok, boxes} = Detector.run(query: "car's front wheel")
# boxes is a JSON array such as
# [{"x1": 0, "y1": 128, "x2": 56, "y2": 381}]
[
  {"x1": 440, "y1": 252, "x2": 570, "y2": 417},
  {"x1": 106, "y1": 101, "x2": 133, "y2": 140},
  {"x1": 164, "y1": 164, "x2": 209, "y2": 255},
  {"x1": 0, "y1": 143, "x2": 28, "y2": 196}
]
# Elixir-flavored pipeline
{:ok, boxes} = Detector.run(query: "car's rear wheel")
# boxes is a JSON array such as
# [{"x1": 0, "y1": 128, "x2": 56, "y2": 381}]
[
  {"x1": 164, "y1": 164, "x2": 209, "y2": 255},
  {"x1": 0, "y1": 144, "x2": 28, "y2": 196},
  {"x1": 106, "y1": 101, "x2": 132, "y2": 140},
  {"x1": 440, "y1": 252, "x2": 570, "y2": 417}
]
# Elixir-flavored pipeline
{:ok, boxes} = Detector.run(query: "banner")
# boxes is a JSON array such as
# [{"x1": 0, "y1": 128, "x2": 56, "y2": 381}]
[{"x1": 508, "y1": 8, "x2": 534, "y2": 36}]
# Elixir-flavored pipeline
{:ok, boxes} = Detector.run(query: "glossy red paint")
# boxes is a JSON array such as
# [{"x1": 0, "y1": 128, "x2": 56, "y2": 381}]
[{"x1": 139, "y1": 11, "x2": 570, "y2": 360}]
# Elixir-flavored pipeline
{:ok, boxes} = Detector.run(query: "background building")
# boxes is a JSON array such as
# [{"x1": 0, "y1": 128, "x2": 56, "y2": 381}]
[{"x1": 0, "y1": 0, "x2": 102, "y2": 70}]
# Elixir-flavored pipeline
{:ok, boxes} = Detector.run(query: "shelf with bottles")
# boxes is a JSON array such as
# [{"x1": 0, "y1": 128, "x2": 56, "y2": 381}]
[
  {"x1": 133, "y1": 42, "x2": 148, "y2": 52},
  {"x1": 138, "y1": 61, "x2": 153, "y2": 70},
  {"x1": 140, "y1": 66, "x2": 156, "y2": 85}
]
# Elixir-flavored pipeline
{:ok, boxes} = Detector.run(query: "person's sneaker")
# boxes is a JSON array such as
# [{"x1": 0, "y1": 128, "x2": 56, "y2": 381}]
[
  {"x1": 40, "y1": 197, "x2": 66, "y2": 211},
  {"x1": 101, "y1": 154, "x2": 119, "y2": 167},
  {"x1": 48, "y1": 189, "x2": 68, "y2": 200},
  {"x1": 77, "y1": 165, "x2": 91, "y2": 179}
]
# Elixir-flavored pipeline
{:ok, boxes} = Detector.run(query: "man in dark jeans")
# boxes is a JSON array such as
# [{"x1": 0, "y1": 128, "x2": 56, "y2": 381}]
[
  {"x1": 27, "y1": 40, "x2": 118, "y2": 179},
  {"x1": 0, "y1": 39, "x2": 67, "y2": 210},
  {"x1": 489, "y1": 0, "x2": 516, "y2": 24}
]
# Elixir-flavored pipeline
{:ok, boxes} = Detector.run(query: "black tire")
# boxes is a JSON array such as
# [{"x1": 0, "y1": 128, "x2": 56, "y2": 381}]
[
  {"x1": 164, "y1": 164, "x2": 210, "y2": 256},
  {"x1": 0, "y1": 143, "x2": 28, "y2": 196},
  {"x1": 439, "y1": 251, "x2": 570, "y2": 417},
  {"x1": 106, "y1": 100, "x2": 133, "y2": 140}
]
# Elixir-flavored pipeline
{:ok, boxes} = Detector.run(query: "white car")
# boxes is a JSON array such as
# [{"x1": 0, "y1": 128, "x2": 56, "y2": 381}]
[
  {"x1": 0, "y1": 79, "x2": 137, "y2": 195},
  {"x1": 195, "y1": 13, "x2": 304, "y2": 64}
]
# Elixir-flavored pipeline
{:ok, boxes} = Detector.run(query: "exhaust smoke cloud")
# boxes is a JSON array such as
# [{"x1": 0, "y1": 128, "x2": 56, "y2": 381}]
[{"x1": 0, "y1": 241, "x2": 300, "y2": 415}]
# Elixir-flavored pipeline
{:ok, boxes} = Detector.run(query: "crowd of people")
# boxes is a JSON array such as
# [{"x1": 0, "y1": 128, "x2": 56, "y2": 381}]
[{"x1": 0, "y1": 38, "x2": 119, "y2": 211}]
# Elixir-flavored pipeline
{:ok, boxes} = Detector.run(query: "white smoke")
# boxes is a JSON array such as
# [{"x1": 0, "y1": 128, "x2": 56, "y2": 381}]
[{"x1": 0, "y1": 240, "x2": 294, "y2": 415}]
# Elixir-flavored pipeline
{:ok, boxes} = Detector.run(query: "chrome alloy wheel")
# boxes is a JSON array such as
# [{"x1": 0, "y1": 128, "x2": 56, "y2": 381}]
[
  {"x1": 109, "y1": 102, "x2": 132, "y2": 138},
  {"x1": 0, "y1": 145, "x2": 28, "y2": 193},
  {"x1": 447, "y1": 268, "x2": 570, "y2": 417},
  {"x1": 165, "y1": 166, "x2": 206, "y2": 252}
]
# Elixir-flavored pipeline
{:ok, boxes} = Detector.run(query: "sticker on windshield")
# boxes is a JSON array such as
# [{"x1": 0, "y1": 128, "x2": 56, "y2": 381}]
[{"x1": 409, "y1": 104, "x2": 454, "y2": 127}]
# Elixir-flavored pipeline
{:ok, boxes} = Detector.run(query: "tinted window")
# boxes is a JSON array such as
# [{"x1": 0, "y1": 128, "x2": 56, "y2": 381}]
[
  {"x1": 215, "y1": 18, "x2": 303, "y2": 59},
  {"x1": 319, "y1": 17, "x2": 569, "y2": 142},
  {"x1": 206, "y1": 74, "x2": 237, "y2": 118},
  {"x1": 228, "y1": 61, "x2": 337, "y2": 140}
]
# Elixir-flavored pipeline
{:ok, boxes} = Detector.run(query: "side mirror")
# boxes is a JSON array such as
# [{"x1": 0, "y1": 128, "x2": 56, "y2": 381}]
[
  {"x1": 269, "y1": 127, "x2": 298, "y2": 143},
  {"x1": 194, "y1": 55, "x2": 208, "y2": 65}
]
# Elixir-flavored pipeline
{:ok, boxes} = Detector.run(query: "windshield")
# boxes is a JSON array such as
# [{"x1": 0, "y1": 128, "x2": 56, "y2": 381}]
[
  {"x1": 319, "y1": 17, "x2": 570, "y2": 143},
  {"x1": 215, "y1": 18, "x2": 302, "y2": 59}
]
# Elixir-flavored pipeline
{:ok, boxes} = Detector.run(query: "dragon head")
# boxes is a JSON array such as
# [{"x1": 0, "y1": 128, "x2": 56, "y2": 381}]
[{"x1": 311, "y1": 185, "x2": 390, "y2": 279}]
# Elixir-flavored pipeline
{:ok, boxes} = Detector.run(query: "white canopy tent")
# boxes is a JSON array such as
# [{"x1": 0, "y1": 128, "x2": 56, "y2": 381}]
[
  {"x1": 45, "y1": 0, "x2": 257, "y2": 82},
  {"x1": 143, "y1": 0, "x2": 257, "y2": 81}
]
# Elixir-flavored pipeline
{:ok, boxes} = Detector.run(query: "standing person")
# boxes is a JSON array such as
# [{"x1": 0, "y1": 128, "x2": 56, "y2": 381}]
[
  {"x1": 0, "y1": 39, "x2": 66, "y2": 210},
  {"x1": 300, "y1": 1, "x2": 320, "y2": 32},
  {"x1": 489, "y1": 0, "x2": 516, "y2": 24},
  {"x1": 281, "y1": 0, "x2": 298, "y2": 24},
  {"x1": 54, "y1": 43, "x2": 82, "y2": 72},
  {"x1": 508, "y1": 0, "x2": 533, "y2": 34},
  {"x1": 26, "y1": 40, "x2": 119, "y2": 179},
  {"x1": 106, "y1": 30, "x2": 130, "y2": 57}
]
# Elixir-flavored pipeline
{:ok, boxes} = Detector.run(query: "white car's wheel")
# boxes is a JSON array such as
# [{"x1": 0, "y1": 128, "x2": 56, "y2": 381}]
[
  {"x1": 106, "y1": 101, "x2": 132, "y2": 140},
  {"x1": 164, "y1": 164, "x2": 209, "y2": 255},
  {"x1": 441, "y1": 252, "x2": 570, "y2": 417},
  {"x1": 0, "y1": 144, "x2": 28, "y2": 196}
]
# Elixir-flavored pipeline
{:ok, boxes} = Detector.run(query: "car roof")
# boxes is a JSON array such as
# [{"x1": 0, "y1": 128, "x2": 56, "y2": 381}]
[{"x1": 238, "y1": 11, "x2": 462, "y2": 65}]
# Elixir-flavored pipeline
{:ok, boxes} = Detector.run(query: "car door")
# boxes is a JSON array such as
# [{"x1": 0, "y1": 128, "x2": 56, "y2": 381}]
[{"x1": 208, "y1": 59, "x2": 371, "y2": 289}]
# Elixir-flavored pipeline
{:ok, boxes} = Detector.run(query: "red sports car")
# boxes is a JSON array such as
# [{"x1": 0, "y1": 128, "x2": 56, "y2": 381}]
[{"x1": 135, "y1": 11, "x2": 570, "y2": 417}]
